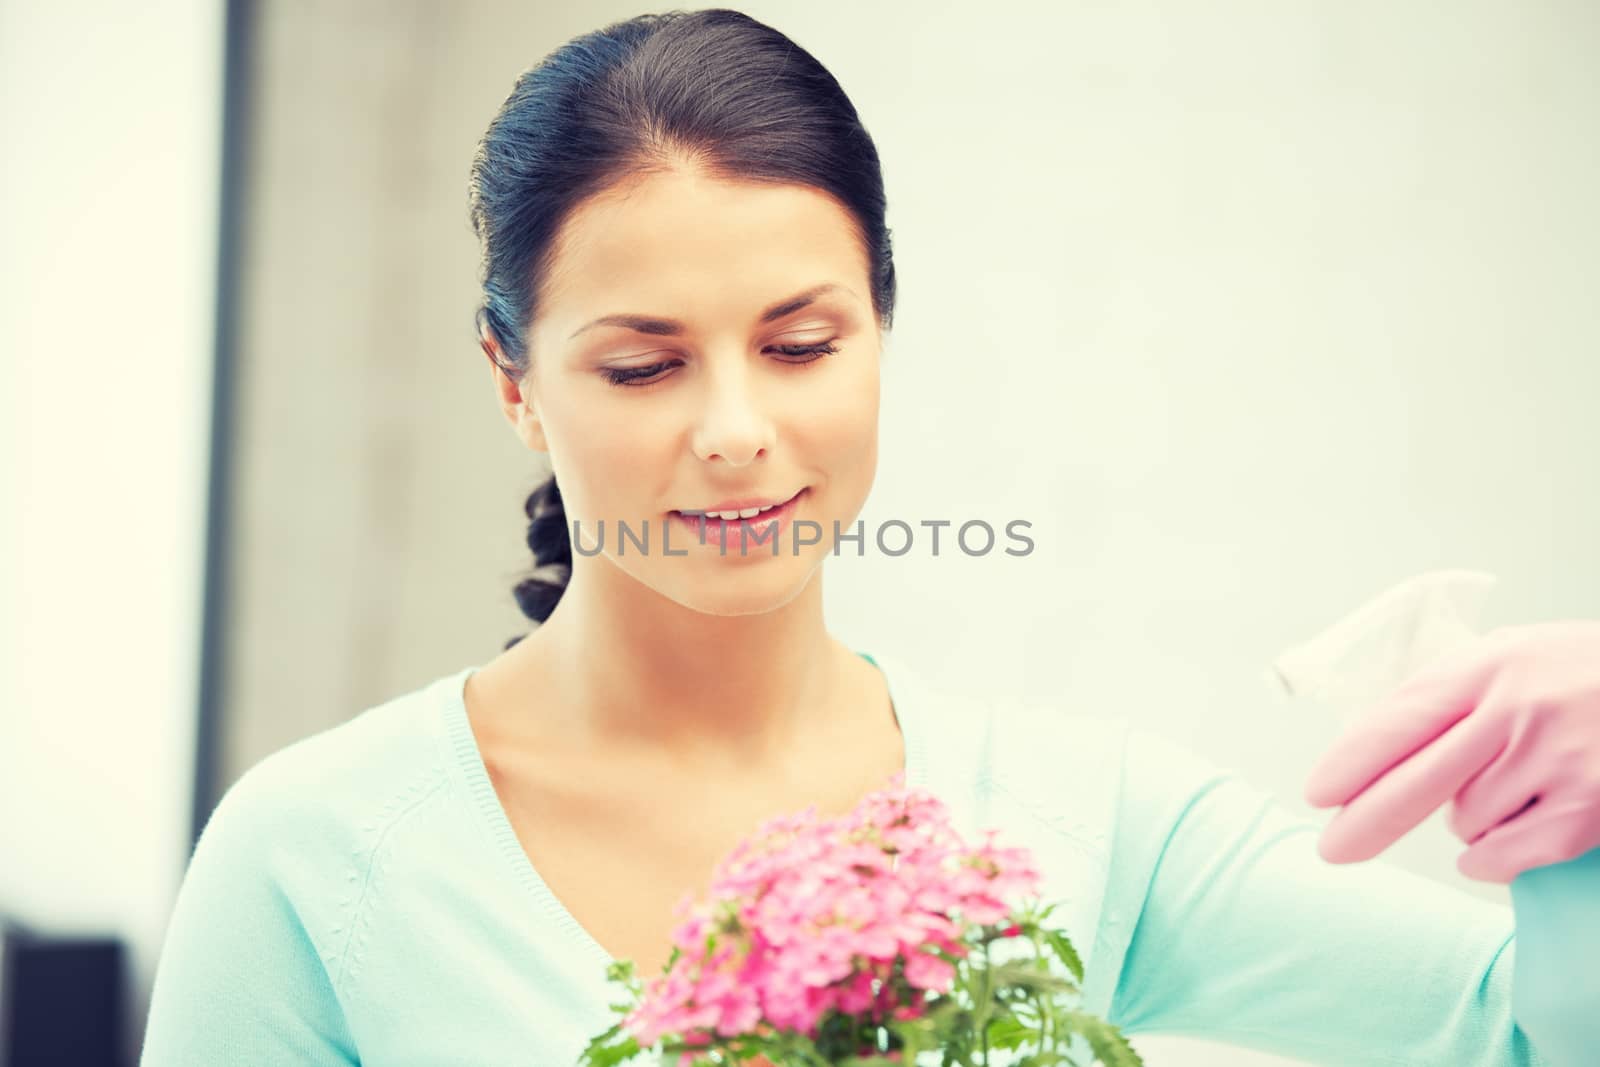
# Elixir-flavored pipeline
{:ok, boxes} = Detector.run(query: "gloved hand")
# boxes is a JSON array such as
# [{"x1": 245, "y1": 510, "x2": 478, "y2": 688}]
[{"x1": 1302, "y1": 620, "x2": 1600, "y2": 883}]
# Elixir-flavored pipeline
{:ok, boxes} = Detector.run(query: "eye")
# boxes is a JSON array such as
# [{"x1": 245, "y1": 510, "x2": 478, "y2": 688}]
[
  {"x1": 600, "y1": 340, "x2": 840, "y2": 389},
  {"x1": 600, "y1": 361, "x2": 679, "y2": 389},
  {"x1": 768, "y1": 340, "x2": 839, "y2": 364}
]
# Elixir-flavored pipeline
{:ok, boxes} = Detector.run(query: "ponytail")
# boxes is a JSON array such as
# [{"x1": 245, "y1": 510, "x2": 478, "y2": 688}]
[{"x1": 503, "y1": 474, "x2": 571, "y2": 649}]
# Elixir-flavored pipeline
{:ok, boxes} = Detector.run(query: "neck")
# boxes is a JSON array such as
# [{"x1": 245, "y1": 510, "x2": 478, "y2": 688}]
[{"x1": 514, "y1": 555, "x2": 854, "y2": 774}]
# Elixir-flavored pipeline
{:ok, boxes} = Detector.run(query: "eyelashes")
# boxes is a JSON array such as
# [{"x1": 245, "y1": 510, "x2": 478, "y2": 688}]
[{"x1": 601, "y1": 340, "x2": 840, "y2": 390}]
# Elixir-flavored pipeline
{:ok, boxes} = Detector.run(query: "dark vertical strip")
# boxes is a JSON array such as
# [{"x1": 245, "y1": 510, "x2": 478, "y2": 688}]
[{"x1": 191, "y1": 0, "x2": 255, "y2": 854}]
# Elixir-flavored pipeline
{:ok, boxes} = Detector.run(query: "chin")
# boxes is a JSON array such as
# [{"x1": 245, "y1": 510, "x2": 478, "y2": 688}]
[{"x1": 665, "y1": 560, "x2": 819, "y2": 617}]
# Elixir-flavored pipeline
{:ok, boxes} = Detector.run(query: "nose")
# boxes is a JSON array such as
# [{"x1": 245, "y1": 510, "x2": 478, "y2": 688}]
[{"x1": 689, "y1": 359, "x2": 775, "y2": 467}]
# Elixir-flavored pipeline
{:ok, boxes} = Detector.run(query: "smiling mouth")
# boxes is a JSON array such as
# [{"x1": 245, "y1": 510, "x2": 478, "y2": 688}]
[
  {"x1": 670, "y1": 488, "x2": 805, "y2": 522},
  {"x1": 668, "y1": 488, "x2": 807, "y2": 532}
]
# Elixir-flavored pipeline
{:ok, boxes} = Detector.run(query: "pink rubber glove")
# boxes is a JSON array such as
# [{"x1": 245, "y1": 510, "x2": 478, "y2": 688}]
[{"x1": 1302, "y1": 620, "x2": 1600, "y2": 883}]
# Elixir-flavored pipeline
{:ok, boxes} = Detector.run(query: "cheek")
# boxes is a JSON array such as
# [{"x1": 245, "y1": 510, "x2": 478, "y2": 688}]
[
  {"x1": 593, "y1": 436, "x2": 658, "y2": 518},
  {"x1": 542, "y1": 401, "x2": 663, "y2": 521},
  {"x1": 795, "y1": 361, "x2": 879, "y2": 472}
]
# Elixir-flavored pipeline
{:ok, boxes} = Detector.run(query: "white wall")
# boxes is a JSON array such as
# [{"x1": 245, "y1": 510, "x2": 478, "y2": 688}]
[
  {"x1": 0, "y1": 1, "x2": 224, "y2": 1061},
  {"x1": 821, "y1": 2, "x2": 1600, "y2": 1062}
]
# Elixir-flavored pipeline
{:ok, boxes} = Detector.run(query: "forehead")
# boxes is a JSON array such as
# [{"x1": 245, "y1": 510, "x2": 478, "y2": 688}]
[{"x1": 538, "y1": 168, "x2": 869, "y2": 336}]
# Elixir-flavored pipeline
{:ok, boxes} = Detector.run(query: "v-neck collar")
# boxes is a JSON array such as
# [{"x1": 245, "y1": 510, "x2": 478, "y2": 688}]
[{"x1": 437, "y1": 648, "x2": 929, "y2": 975}]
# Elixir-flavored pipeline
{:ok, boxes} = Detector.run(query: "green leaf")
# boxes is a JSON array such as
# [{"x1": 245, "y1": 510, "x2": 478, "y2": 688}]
[
  {"x1": 574, "y1": 1023, "x2": 643, "y2": 1067},
  {"x1": 1044, "y1": 930, "x2": 1086, "y2": 983},
  {"x1": 1060, "y1": 1010, "x2": 1144, "y2": 1067},
  {"x1": 987, "y1": 960, "x2": 1077, "y2": 997},
  {"x1": 985, "y1": 1013, "x2": 1036, "y2": 1051}
]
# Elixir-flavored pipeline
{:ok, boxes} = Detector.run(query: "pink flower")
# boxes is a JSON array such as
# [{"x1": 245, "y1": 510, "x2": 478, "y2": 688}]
[
  {"x1": 612, "y1": 773, "x2": 1054, "y2": 1051},
  {"x1": 903, "y1": 949, "x2": 957, "y2": 993}
]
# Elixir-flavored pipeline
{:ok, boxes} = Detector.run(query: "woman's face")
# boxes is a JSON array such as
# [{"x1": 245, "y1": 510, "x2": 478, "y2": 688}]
[{"x1": 497, "y1": 165, "x2": 882, "y2": 616}]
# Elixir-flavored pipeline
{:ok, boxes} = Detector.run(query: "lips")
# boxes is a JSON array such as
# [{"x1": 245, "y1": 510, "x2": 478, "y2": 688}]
[
  {"x1": 668, "y1": 488, "x2": 808, "y2": 551},
  {"x1": 679, "y1": 488, "x2": 803, "y2": 518}
]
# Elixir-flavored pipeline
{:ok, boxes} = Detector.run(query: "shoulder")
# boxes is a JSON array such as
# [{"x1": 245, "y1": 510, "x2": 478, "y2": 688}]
[
  {"x1": 869, "y1": 648, "x2": 1131, "y2": 753},
  {"x1": 158, "y1": 666, "x2": 478, "y2": 1001},
  {"x1": 869, "y1": 648, "x2": 1134, "y2": 818},
  {"x1": 194, "y1": 664, "x2": 478, "y2": 906}
]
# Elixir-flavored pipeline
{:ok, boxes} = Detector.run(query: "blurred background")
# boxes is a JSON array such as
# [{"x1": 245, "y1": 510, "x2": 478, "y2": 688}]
[{"x1": 2, "y1": 1, "x2": 1596, "y2": 1064}]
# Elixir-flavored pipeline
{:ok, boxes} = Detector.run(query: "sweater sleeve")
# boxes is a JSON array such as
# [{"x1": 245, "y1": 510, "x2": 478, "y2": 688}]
[
  {"x1": 1103, "y1": 726, "x2": 1549, "y2": 1067},
  {"x1": 1506, "y1": 847, "x2": 1600, "y2": 1066},
  {"x1": 140, "y1": 770, "x2": 360, "y2": 1066}
]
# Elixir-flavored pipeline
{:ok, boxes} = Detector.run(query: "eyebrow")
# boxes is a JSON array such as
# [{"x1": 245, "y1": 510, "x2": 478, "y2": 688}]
[{"x1": 567, "y1": 283, "x2": 852, "y2": 341}]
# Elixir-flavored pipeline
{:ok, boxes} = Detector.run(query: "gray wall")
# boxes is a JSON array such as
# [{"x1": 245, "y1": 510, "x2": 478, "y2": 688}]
[{"x1": 220, "y1": 0, "x2": 566, "y2": 788}]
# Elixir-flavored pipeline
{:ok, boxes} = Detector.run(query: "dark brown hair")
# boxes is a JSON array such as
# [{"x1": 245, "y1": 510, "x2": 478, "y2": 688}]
[{"x1": 467, "y1": 9, "x2": 898, "y2": 649}]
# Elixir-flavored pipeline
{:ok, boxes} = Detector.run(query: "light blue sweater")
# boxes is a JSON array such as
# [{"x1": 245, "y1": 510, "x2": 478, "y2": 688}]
[{"x1": 141, "y1": 650, "x2": 1588, "y2": 1065}]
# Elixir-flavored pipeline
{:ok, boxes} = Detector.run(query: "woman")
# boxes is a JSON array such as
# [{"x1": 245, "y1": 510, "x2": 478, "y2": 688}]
[{"x1": 141, "y1": 9, "x2": 1598, "y2": 1065}]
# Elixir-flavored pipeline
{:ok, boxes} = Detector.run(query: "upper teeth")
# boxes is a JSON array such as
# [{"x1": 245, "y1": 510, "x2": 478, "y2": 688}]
[{"x1": 682, "y1": 501, "x2": 782, "y2": 520}]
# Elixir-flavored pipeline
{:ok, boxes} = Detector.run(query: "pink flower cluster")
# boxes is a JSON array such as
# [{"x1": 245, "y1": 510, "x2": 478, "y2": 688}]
[{"x1": 621, "y1": 772, "x2": 1043, "y2": 1056}]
